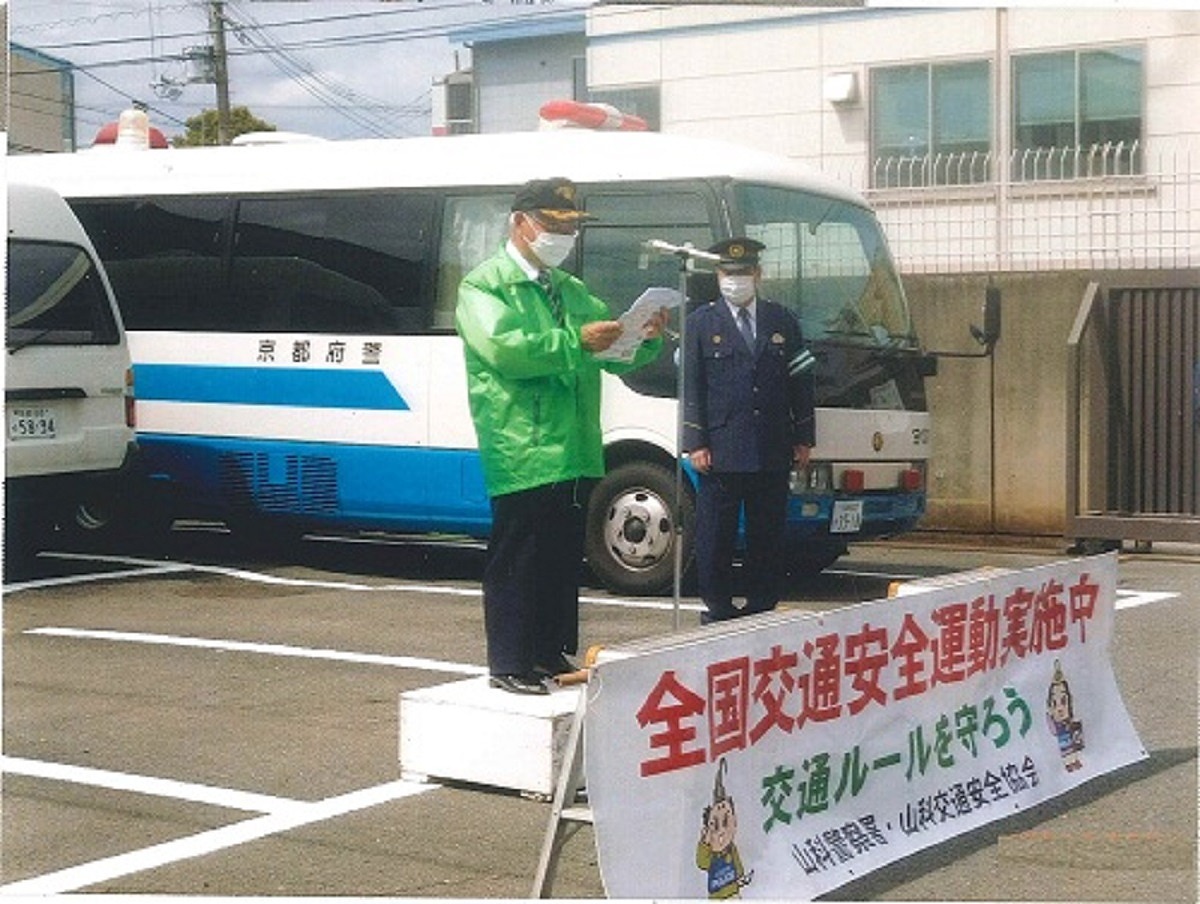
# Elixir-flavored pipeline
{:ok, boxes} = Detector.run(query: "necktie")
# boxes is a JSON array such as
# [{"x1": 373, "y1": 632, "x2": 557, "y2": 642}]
[
  {"x1": 737, "y1": 307, "x2": 755, "y2": 350},
  {"x1": 538, "y1": 270, "x2": 563, "y2": 325}
]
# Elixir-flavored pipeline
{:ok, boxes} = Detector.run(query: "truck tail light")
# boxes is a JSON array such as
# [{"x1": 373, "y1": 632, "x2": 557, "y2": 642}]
[
  {"x1": 900, "y1": 468, "x2": 923, "y2": 491},
  {"x1": 124, "y1": 367, "x2": 136, "y2": 429}
]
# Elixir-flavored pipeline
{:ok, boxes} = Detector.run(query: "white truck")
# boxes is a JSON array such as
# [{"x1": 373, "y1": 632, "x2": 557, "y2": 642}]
[{"x1": 5, "y1": 182, "x2": 137, "y2": 570}]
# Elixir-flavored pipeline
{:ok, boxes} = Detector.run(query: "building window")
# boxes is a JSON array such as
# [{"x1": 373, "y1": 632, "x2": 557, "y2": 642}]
[
  {"x1": 1013, "y1": 46, "x2": 1143, "y2": 179},
  {"x1": 444, "y1": 78, "x2": 475, "y2": 135},
  {"x1": 871, "y1": 61, "x2": 991, "y2": 188}
]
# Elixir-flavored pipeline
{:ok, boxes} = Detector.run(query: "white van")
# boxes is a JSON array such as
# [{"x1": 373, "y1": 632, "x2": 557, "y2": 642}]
[{"x1": 5, "y1": 181, "x2": 137, "y2": 568}]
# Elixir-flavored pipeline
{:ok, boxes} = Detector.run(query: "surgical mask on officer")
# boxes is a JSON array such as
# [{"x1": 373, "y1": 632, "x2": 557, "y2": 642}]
[
  {"x1": 719, "y1": 273, "x2": 757, "y2": 307},
  {"x1": 520, "y1": 214, "x2": 577, "y2": 268}
]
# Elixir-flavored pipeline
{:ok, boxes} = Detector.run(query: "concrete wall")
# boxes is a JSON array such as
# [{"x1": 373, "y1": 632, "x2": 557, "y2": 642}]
[
  {"x1": 7, "y1": 45, "x2": 75, "y2": 153},
  {"x1": 908, "y1": 272, "x2": 1094, "y2": 537}
]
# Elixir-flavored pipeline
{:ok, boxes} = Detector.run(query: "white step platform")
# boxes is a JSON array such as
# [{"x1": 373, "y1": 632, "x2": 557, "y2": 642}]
[{"x1": 399, "y1": 676, "x2": 582, "y2": 796}]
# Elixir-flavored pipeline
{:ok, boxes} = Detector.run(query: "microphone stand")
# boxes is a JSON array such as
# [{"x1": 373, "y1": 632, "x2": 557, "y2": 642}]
[{"x1": 641, "y1": 240, "x2": 719, "y2": 630}]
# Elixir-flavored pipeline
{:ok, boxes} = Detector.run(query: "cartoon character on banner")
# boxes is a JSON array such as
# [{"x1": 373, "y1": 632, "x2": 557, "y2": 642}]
[
  {"x1": 1046, "y1": 659, "x2": 1085, "y2": 772},
  {"x1": 696, "y1": 758, "x2": 754, "y2": 898}
]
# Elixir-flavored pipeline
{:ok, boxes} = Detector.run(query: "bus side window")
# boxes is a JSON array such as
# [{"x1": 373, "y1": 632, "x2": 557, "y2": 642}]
[
  {"x1": 435, "y1": 195, "x2": 511, "y2": 331},
  {"x1": 233, "y1": 192, "x2": 435, "y2": 335},
  {"x1": 72, "y1": 198, "x2": 228, "y2": 331}
]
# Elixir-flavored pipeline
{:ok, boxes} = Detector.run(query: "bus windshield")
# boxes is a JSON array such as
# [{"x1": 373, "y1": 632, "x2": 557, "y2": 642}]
[{"x1": 735, "y1": 184, "x2": 917, "y2": 349}]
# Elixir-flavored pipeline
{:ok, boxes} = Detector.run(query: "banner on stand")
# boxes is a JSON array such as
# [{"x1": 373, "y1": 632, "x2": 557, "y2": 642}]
[{"x1": 585, "y1": 554, "x2": 1145, "y2": 899}]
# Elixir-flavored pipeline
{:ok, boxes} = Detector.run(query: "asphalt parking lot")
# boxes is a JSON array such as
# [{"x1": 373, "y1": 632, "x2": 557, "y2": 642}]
[{"x1": 2, "y1": 532, "x2": 1196, "y2": 899}]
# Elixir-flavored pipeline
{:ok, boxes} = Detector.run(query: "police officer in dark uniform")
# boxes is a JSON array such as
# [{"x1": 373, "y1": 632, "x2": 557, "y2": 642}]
[{"x1": 682, "y1": 238, "x2": 816, "y2": 622}]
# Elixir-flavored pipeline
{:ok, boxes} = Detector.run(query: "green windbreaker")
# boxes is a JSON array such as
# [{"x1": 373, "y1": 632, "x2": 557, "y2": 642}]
[{"x1": 456, "y1": 247, "x2": 662, "y2": 498}]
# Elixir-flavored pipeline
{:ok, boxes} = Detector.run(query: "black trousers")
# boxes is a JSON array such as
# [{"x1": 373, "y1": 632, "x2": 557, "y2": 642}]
[
  {"x1": 694, "y1": 470, "x2": 790, "y2": 622},
  {"x1": 483, "y1": 479, "x2": 590, "y2": 675}
]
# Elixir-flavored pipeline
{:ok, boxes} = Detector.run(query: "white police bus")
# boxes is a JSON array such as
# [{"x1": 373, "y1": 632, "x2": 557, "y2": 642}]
[{"x1": 10, "y1": 125, "x2": 944, "y2": 594}]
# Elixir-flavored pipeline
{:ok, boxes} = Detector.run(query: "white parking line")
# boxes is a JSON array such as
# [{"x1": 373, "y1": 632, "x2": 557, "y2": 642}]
[
  {"x1": 4, "y1": 561, "x2": 194, "y2": 593},
  {"x1": 0, "y1": 755, "x2": 302, "y2": 814},
  {"x1": 1115, "y1": 589, "x2": 1180, "y2": 610},
  {"x1": 0, "y1": 775, "x2": 437, "y2": 895},
  {"x1": 27, "y1": 550, "x2": 695, "y2": 609},
  {"x1": 25, "y1": 626, "x2": 488, "y2": 677},
  {"x1": 39, "y1": 551, "x2": 473, "y2": 594},
  {"x1": 21, "y1": 551, "x2": 1181, "y2": 617}
]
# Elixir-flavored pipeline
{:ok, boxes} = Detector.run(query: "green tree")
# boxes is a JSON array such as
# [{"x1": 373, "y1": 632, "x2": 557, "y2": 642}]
[{"x1": 173, "y1": 106, "x2": 276, "y2": 147}]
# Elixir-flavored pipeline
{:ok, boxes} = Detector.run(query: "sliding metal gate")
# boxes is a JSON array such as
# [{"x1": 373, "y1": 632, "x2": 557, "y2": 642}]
[{"x1": 1067, "y1": 279, "x2": 1200, "y2": 546}]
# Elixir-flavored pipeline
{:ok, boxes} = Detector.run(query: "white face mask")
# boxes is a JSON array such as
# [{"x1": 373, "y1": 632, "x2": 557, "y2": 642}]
[
  {"x1": 528, "y1": 227, "x2": 577, "y2": 268},
  {"x1": 719, "y1": 274, "x2": 756, "y2": 307}
]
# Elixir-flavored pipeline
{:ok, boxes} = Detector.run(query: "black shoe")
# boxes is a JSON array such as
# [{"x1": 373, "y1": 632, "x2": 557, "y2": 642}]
[
  {"x1": 533, "y1": 653, "x2": 577, "y2": 679},
  {"x1": 488, "y1": 673, "x2": 549, "y2": 696}
]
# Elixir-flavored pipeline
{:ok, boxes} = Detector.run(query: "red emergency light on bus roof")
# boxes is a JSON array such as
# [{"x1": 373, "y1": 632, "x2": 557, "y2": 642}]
[
  {"x1": 538, "y1": 99, "x2": 649, "y2": 132},
  {"x1": 93, "y1": 109, "x2": 170, "y2": 150}
]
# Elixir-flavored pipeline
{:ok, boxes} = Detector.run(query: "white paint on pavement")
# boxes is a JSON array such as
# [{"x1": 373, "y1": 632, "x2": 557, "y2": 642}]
[
  {"x1": 25, "y1": 626, "x2": 488, "y2": 677},
  {"x1": 0, "y1": 755, "x2": 302, "y2": 814},
  {"x1": 26, "y1": 550, "x2": 702, "y2": 609},
  {"x1": 4, "y1": 561, "x2": 194, "y2": 593},
  {"x1": 0, "y1": 774, "x2": 437, "y2": 895},
  {"x1": 1115, "y1": 589, "x2": 1179, "y2": 610}
]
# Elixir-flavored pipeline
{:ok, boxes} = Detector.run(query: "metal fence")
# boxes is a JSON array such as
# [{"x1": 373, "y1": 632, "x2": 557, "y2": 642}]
[
  {"x1": 829, "y1": 142, "x2": 1200, "y2": 275},
  {"x1": 1067, "y1": 282, "x2": 1200, "y2": 546}
]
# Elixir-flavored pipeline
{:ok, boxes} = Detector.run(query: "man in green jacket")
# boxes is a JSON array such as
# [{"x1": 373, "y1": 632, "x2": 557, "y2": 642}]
[{"x1": 456, "y1": 177, "x2": 665, "y2": 695}]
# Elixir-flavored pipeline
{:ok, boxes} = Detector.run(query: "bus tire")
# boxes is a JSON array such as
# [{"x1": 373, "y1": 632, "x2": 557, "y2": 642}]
[
  {"x1": 586, "y1": 460, "x2": 693, "y2": 596},
  {"x1": 60, "y1": 486, "x2": 174, "y2": 552}
]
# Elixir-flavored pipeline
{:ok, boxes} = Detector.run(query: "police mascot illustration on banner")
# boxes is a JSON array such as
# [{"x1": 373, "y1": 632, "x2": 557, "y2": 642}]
[
  {"x1": 696, "y1": 758, "x2": 754, "y2": 898},
  {"x1": 1046, "y1": 659, "x2": 1085, "y2": 772}
]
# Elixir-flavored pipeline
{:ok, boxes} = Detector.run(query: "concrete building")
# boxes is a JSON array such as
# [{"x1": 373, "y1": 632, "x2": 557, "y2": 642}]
[
  {"x1": 444, "y1": 10, "x2": 588, "y2": 135},
  {"x1": 7, "y1": 42, "x2": 77, "y2": 153},
  {"x1": 443, "y1": 6, "x2": 1199, "y2": 546}
]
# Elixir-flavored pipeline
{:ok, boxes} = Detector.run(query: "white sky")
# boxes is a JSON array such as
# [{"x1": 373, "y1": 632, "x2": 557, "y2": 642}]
[{"x1": 8, "y1": 0, "x2": 591, "y2": 142}]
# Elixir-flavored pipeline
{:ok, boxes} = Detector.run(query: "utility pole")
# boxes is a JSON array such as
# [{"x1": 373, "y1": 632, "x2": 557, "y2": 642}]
[{"x1": 208, "y1": 0, "x2": 232, "y2": 144}]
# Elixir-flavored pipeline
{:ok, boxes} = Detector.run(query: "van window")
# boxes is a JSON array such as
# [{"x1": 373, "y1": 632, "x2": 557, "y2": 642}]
[
  {"x1": 232, "y1": 193, "x2": 435, "y2": 334},
  {"x1": 72, "y1": 197, "x2": 227, "y2": 332},
  {"x1": 6, "y1": 240, "x2": 121, "y2": 348}
]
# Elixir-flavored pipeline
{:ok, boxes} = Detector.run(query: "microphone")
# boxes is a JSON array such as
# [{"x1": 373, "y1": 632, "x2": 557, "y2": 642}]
[{"x1": 641, "y1": 239, "x2": 722, "y2": 263}]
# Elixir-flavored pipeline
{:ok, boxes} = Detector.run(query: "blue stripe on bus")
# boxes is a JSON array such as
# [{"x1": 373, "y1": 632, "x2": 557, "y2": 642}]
[{"x1": 134, "y1": 364, "x2": 409, "y2": 410}]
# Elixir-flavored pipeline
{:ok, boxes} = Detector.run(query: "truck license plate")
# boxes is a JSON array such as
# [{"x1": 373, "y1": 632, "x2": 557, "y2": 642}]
[
  {"x1": 8, "y1": 406, "x2": 58, "y2": 441},
  {"x1": 830, "y1": 500, "x2": 864, "y2": 534}
]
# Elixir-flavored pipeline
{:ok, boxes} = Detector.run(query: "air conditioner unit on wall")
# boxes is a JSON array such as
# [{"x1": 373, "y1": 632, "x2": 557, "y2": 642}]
[{"x1": 824, "y1": 72, "x2": 860, "y2": 106}]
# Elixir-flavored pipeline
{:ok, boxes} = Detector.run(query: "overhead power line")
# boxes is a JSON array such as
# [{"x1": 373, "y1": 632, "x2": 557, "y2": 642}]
[
  {"x1": 11, "y1": 1, "x2": 588, "y2": 139},
  {"x1": 222, "y1": 1, "x2": 405, "y2": 138}
]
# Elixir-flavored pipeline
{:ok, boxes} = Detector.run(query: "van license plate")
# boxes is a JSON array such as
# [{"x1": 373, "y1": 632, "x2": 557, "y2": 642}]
[
  {"x1": 830, "y1": 500, "x2": 864, "y2": 534},
  {"x1": 8, "y1": 406, "x2": 58, "y2": 441}
]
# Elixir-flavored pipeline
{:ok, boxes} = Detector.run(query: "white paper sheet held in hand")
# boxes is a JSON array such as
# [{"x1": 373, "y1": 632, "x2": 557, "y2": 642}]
[{"x1": 593, "y1": 287, "x2": 682, "y2": 363}]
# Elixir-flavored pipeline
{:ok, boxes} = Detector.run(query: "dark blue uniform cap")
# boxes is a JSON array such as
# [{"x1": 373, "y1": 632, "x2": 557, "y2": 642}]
[{"x1": 709, "y1": 237, "x2": 765, "y2": 270}]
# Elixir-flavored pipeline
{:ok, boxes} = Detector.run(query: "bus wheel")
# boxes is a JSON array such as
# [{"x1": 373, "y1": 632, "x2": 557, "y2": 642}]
[
  {"x1": 61, "y1": 488, "x2": 173, "y2": 552},
  {"x1": 586, "y1": 460, "x2": 693, "y2": 596}
]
